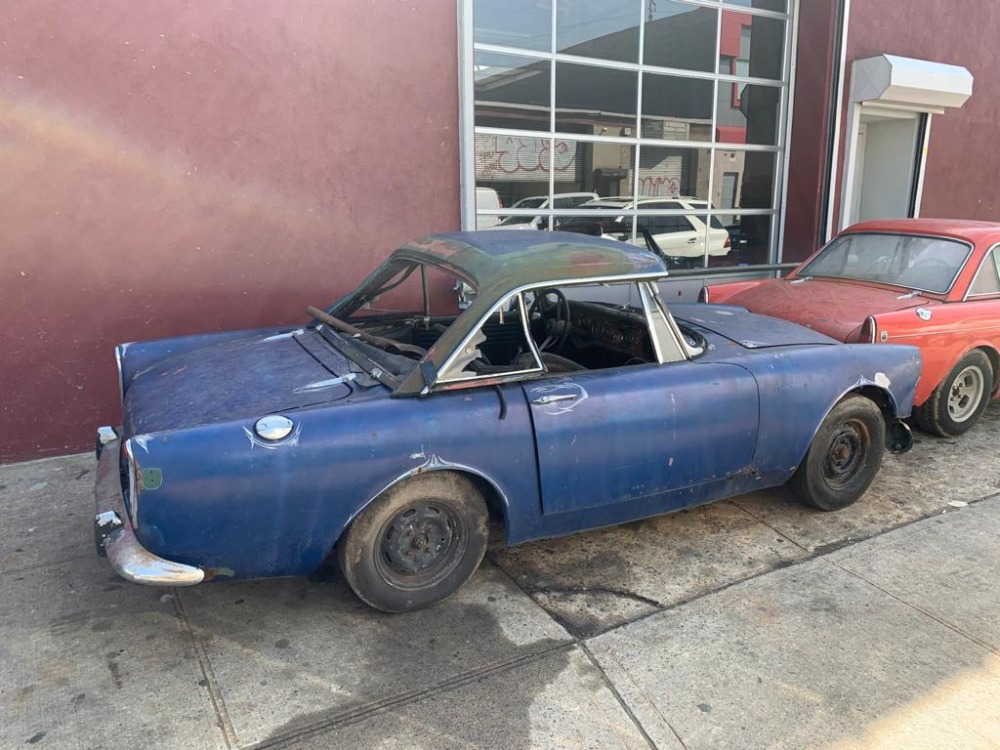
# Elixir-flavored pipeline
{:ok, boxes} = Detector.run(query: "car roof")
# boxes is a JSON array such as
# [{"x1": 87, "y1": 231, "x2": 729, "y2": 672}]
[
  {"x1": 843, "y1": 218, "x2": 1000, "y2": 244},
  {"x1": 397, "y1": 231, "x2": 667, "y2": 294}
]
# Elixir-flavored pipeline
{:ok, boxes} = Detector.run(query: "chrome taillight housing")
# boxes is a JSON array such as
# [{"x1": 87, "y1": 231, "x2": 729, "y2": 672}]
[
  {"x1": 858, "y1": 315, "x2": 877, "y2": 344},
  {"x1": 698, "y1": 286, "x2": 710, "y2": 303}
]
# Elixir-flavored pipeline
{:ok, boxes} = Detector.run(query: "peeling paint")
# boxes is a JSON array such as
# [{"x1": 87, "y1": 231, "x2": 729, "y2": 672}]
[
  {"x1": 528, "y1": 381, "x2": 589, "y2": 415},
  {"x1": 874, "y1": 372, "x2": 891, "y2": 388},
  {"x1": 133, "y1": 434, "x2": 152, "y2": 453}
]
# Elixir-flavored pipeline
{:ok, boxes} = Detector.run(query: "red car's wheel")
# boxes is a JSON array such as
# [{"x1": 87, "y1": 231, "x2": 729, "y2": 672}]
[
  {"x1": 337, "y1": 472, "x2": 489, "y2": 613},
  {"x1": 791, "y1": 395, "x2": 885, "y2": 511},
  {"x1": 914, "y1": 350, "x2": 993, "y2": 437}
]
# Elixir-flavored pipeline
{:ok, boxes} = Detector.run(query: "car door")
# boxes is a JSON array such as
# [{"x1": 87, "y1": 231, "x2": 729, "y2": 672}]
[{"x1": 522, "y1": 361, "x2": 759, "y2": 515}]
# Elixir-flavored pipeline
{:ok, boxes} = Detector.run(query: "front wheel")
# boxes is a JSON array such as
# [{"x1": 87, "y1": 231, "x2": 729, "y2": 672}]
[
  {"x1": 913, "y1": 350, "x2": 993, "y2": 437},
  {"x1": 790, "y1": 395, "x2": 886, "y2": 511},
  {"x1": 337, "y1": 473, "x2": 489, "y2": 613}
]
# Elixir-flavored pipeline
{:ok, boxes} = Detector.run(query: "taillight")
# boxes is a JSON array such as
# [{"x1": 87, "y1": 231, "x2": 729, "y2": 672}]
[
  {"x1": 724, "y1": 235, "x2": 731, "y2": 249},
  {"x1": 698, "y1": 286, "x2": 710, "y2": 303},
  {"x1": 859, "y1": 316, "x2": 877, "y2": 343}
]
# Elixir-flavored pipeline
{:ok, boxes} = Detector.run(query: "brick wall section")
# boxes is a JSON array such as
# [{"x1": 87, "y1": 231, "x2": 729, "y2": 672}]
[{"x1": 0, "y1": 0, "x2": 460, "y2": 461}]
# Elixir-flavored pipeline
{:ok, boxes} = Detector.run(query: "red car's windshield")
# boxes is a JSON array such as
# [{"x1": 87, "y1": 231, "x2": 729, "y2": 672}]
[{"x1": 800, "y1": 232, "x2": 972, "y2": 294}]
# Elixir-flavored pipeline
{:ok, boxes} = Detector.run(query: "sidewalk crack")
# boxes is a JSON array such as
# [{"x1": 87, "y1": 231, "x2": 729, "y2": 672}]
[{"x1": 172, "y1": 590, "x2": 239, "y2": 749}]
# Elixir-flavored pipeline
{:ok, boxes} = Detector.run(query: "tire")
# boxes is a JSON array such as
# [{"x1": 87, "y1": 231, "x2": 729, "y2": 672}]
[
  {"x1": 337, "y1": 472, "x2": 489, "y2": 613},
  {"x1": 913, "y1": 350, "x2": 993, "y2": 437},
  {"x1": 790, "y1": 395, "x2": 886, "y2": 511}
]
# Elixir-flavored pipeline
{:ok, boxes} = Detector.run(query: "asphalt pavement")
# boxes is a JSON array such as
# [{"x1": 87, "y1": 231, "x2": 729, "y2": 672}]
[{"x1": 1, "y1": 402, "x2": 999, "y2": 749}]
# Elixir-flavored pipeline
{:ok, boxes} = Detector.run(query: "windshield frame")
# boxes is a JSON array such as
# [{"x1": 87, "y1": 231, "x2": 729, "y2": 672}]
[
  {"x1": 317, "y1": 256, "x2": 479, "y2": 386},
  {"x1": 798, "y1": 231, "x2": 974, "y2": 295}
]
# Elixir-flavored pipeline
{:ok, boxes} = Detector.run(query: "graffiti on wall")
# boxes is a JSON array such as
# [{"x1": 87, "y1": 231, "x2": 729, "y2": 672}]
[
  {"x1": 476, "y1": 135, "x2": 578, "y2": 181},
  {"x1": 638, "y1": 176, "x2": 681, "y2": 197}
]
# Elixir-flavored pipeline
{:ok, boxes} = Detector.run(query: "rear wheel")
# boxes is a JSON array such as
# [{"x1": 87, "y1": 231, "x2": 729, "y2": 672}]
[
  {"x1": 337, "y1": 473, "x2": 489, "y2": 613},
  {"x1": 791, "y1": 395, "x2": 885, "y2": 511},
  {"x1": 914, "y1": 350, "x2": 993, "y2": 437}
]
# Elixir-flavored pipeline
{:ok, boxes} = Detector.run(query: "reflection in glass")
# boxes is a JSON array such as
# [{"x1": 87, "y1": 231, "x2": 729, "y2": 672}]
[
  {"x1": 475, "y1": 135, "x2": 552, "y2": 209},
  {"x1": 642, "y1": 74, "x2": 714, "y2": 142},
  {"x1": 556, "y1": 0, "x2": 641, "y2": 63},
  {"x1": 473, "y1": 0, "x2": 552, "y2": 52},
  {"x1": 722, "y1": 0, "x2": 788, "y2": 12},
  {"x1": 555, "y1": 63, "x2": 638, "y2": 135},
  {"x1": 715, "y1": 214, "x2": 772, "y2": 267},
  {"x1": 643, "y1": 2, "x2": 717, "y2": 73},
  {"x1": 637, "y1": 145, "x2": 711, "y2": 201},
  {"x1": 474, "y1": 52, "x2": 550, "y2": 132},
  {"x1": 740, "y1": 151, "x2": 777, "y2": 209},
  {"x1": 717, "y1": 82, "x2": 781, "y2": 146},
  {"x1": 720, "y1": 10, "x2": 784, "y2": 81}
]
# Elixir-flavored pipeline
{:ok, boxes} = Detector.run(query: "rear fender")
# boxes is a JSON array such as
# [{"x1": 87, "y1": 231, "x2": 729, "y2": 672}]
[{"x1": 871, "y1": 304, "x2": 1000, "y2": 403}]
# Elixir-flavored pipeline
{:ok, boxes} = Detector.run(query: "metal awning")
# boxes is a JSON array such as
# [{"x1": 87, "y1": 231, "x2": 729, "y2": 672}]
[{"x1": 850, "y1": 55, "x2": 973, "y2": 113}]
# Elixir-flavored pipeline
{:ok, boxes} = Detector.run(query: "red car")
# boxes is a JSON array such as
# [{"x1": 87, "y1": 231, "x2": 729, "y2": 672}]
[{"x1": 703, "y1": 219, "x2": 1000, "y2": 437}]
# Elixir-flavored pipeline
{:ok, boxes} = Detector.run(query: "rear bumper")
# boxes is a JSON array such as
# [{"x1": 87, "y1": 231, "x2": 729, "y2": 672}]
[{"x1": 93, "y1": 428, "x2": 204, "y2": 586}]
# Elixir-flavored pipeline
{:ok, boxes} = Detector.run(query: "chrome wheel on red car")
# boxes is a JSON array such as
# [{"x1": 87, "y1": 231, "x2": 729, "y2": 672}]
[{"x1": 914, "y1": 350, "x2": 994, "y2": 437}]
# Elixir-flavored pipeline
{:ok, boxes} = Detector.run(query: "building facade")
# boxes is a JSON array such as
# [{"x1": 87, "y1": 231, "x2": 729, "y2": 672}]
[{"x1": 2, "y1": 0, "x2": 998, "y2": 461}]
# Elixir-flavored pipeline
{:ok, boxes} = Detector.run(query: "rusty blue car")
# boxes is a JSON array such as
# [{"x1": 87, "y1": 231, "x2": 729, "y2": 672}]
[{"x1": 94, "y1": 232, "x2": 920, "y2": 612}]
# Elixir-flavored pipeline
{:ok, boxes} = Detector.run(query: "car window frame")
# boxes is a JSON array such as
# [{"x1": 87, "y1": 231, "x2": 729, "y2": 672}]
[
  {"x1": 429, "y1": 272, "x2": 680, "y2": 392},
  {"x1": 964, "y1": 242, "x2": 1000, "y2": 299}
]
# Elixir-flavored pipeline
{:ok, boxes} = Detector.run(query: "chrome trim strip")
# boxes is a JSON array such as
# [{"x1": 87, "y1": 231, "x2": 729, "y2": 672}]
[
  {"x1": 458, "y1": 0, "x2": 476, "y2": 230},
  {"x1": 825, "y1": 0, "x2": 851, "y2": 241}
]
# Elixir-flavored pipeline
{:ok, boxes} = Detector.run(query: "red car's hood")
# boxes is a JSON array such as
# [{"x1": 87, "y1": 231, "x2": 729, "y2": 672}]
[{"x1": 728, "y1": 278, "x2": 938, "y2": 341}]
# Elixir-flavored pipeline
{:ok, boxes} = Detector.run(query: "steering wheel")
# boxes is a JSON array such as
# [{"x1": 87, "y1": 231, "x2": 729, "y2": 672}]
[{"x1": 528, "y1": 288, "x2": 571, "y2": 351}]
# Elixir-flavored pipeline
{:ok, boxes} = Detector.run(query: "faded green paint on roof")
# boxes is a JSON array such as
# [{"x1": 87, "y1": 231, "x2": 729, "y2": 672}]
[{"x1": 397, "y1": 231, "x2": 667, "y2": 297}]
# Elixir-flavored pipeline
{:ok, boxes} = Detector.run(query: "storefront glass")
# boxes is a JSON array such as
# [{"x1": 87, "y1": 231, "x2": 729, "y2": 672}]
[{"x1": 467, "y1": 0, "x2": 793, "y2": 268}]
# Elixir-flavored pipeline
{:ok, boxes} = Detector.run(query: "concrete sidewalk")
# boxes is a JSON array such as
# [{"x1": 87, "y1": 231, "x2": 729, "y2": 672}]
[{"x1": 2, "y1": 404, "x2": 999, "y2": 749}]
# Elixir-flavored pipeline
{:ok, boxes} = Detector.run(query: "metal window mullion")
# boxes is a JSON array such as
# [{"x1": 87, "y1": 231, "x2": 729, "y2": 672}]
[
  {"x1": 476, "y1": 126, "x2": 640, "y2": 146},
  {"x1": 633, "y1": 0, "x2": 647, "y2": 239},
  {"x1": 548, "y1": 0, "x2": 557, "y2": 231},
  {"x1": 639, "y1": 140, "x2": 780, "y2": 153},
  {"x1": 669, "y1": 0, "x2": 789, "y2": 19},
  {"x1": 775, "y1": 0, "x2": 800, "y2": 262},
  {"x1": 459, "y1": 0, "x2": 476, "y2": 230}
]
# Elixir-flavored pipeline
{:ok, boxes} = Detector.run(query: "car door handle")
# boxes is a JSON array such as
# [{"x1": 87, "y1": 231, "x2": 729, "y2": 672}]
[
  {"x1": 687, "y1": 237, "x2": 698, "y2": 244},
  {"x1": 531, "y1": 394, "x2": 577, "y2": 405}
]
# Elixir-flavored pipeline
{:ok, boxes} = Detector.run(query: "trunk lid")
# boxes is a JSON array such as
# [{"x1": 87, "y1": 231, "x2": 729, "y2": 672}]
[
  {"x1": 726, "y1": 278, "x2": 938, "y2": 341},
  {"x1": 671, "y1": 303, "x2": 839, "y2": 349}
]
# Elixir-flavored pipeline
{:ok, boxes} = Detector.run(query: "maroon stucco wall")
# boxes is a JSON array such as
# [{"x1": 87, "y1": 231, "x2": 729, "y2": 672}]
[
  {"x1": 0, "y1": 1, "x2": 460, "y2": 462},
  {"x1": 781, "y1": 0, "x2": 839, "y2": 262},
  {"x1": 832, "y1": 0, "x2": 1000, "y2": 226}
]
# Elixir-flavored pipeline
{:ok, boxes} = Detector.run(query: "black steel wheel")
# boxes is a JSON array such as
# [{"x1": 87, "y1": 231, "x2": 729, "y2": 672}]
[
  {"x1": 914, "y1": 350, "x2": 993, "y2": 437},
  {"x1": 337, "y1": 473, "x2": 489, "y2": 613},
  {"x1": 791, "y1": 395, "x2": 886, "y2": 511}
]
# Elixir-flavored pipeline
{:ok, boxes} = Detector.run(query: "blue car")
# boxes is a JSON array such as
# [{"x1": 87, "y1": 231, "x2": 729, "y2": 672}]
[{"x1": 94, "y1": 231, "x2": 920, "y2": 612}]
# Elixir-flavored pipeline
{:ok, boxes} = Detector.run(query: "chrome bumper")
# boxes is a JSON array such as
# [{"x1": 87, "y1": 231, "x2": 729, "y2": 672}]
[{"x1": 94, "y1": 428, "x2": 204, "y2": 586}]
